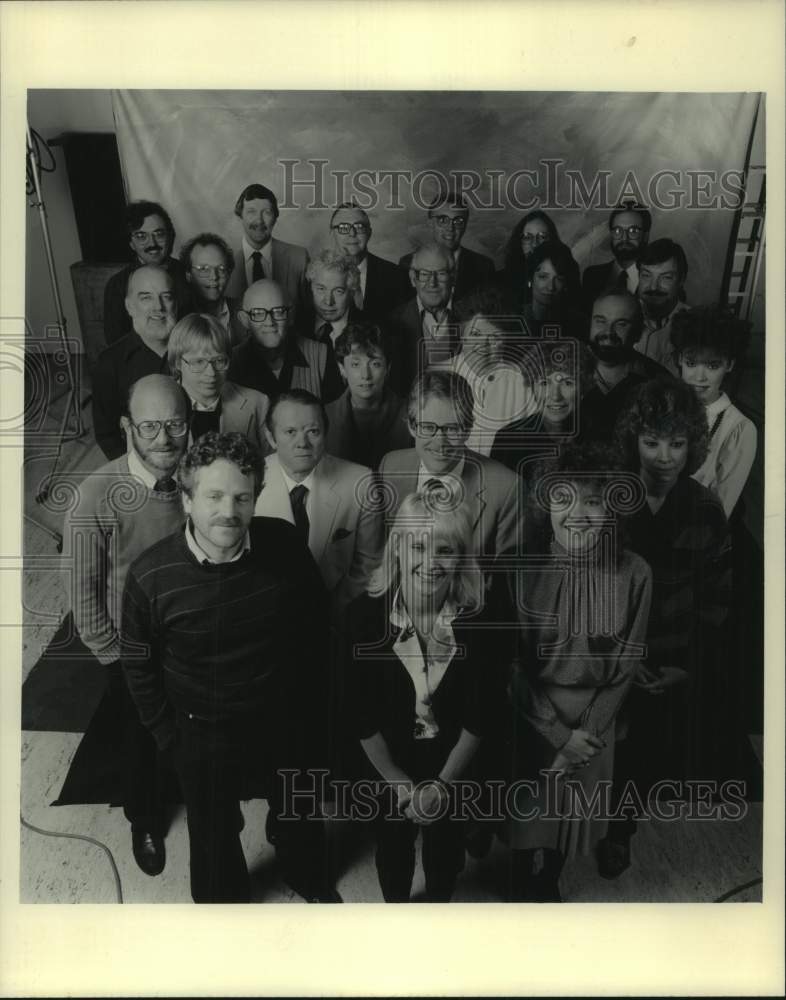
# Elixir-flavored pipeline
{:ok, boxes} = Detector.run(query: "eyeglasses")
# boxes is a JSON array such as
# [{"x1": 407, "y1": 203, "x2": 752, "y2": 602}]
[
  {"x1": 413, "y1": 268, "x2": 452, "y2": 284},
  {"x1": 181, "y1": 355, "x2": 230, "y2": 374},
  {"x1": 411, "y1": 419, "x2": 467, "y2": 442},
  {"x1": 244, "y1": 305, "x2": 290, "y2": 323},
  {"x1": 332, "y1": 222, "x2": 369, "y2": 235},
  {"x1": 131, "y1": 229, "x2": 168, "y2": 242},
  {"x1": 521, "y1": 232, "x2": 549, "y2": 245},
  {"x1": 610, "y1": 225, "x2": 643, "y2": 238},
  {"x1": 128, "y1": 418, "x2": 189, "y2": 440},
  {"x1": 432, "y1": 215, "x2": 467, "y2": 230},
  {"x1": 191, "y1": 264, "x2": 229, "y2": 277}
]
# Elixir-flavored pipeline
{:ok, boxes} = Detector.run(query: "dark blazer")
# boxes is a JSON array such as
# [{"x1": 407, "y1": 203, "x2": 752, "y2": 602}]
[
  {"x1": 383, "y1": 297, "x2": 460, "y2": 397},
  {"x1": 103, "y1": 257, "x2": 190, "y2": 347},
  {"x1": 376, "y1": 447, "x2": 521, "y2": 560},
  {"x1": 324, "y1": 388, "x2": 411, "y2": 469},
  {"x1": 225, "y1": 237, "x2": 309, "y2": 319},
  {"x1": 361, "y1": 252, "x2": 412, "y2": 321},
  {"x1": 228, "y1": 333, "x2": 344, "y2": 403},
  {"x1": 91, "y1": 332, "x2": 170, "y2": 460},
  {"x1": 581, "y1": 259, "x2": 627, "y2": 312},
  {"x1": 347, "y1": 592, "x2": 494, "y2": 769},
  {"x1": 399, "y1": 245, "x2": 495, "y2": 301}
]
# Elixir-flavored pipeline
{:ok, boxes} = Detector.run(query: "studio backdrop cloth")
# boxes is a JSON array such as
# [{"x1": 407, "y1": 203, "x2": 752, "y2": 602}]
[{"x1": 112, "y1": 90, "x2": 758, "y2": 303}]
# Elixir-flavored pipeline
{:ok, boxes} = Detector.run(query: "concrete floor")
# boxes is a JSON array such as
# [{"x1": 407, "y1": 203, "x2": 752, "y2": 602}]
[{"x1": 20, "y1": 729, "x2": 763, "y2": 905}]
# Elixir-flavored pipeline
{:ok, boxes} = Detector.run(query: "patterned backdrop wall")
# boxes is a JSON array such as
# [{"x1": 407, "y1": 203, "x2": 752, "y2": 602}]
[{"x1": 113, "y1": 90, "x2": 760, "y2": 303}]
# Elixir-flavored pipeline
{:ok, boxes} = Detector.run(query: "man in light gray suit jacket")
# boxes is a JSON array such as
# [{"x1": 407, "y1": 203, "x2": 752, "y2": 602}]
[
  {"x1": 224, "y1": 183, "x2": 309, "y2": 322},
  {"x1": 254, "y1": 389, "x2": 383, "y2": 613},
  {"x1": 376, "y1": 369, "x2": 521, "y2": 563}
]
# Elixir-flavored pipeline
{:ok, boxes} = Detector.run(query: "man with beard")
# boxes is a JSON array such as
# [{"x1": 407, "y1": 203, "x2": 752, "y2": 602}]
[
  {"x1": 581, "y1": 201, "x2": 652, "y2": 311},
  {"x1": 65, "y1": 375, "x2": 191, "y2": 876},
  {"x1": 633, "y1": 238, "x2": 690, "y2": 376},
  {"x1": 329, "y1": 202, "x2": 411, "y2": 320},
  {"x1": 224, "y1": 183, "x2": 309, "y2": 322},
  {"x1": 92, "y1": 265, "x2": 179, "y2": 459},
  {"x1": 103, "y1": 201, "x2": 190, "y2": 346},
  {"x1": 580, "y1": 291, "x2": 671, "y2": 441}
]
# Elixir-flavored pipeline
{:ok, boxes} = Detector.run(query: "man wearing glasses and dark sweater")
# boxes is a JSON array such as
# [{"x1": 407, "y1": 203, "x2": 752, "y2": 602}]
[{"x1": 121, "y1": 431, "x2": 340, "y2": 903}]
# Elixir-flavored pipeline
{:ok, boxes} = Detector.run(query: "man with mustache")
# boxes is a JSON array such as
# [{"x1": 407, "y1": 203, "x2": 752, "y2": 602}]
[
  {"x1": 65, "y1": 374, "x2": 191, "y2": 877},
  {"x1": 92, "y1": 265, "x2": 179, "y2": 459},
  {"x1": 580, "y1": 291, "x2": 671, "y2": 440},
  {"x1": 633, "y1": 238, "x2": 690, "y2": 376},
  {"x1": 121, "y1": 431, "x2": 339, "y2": 903},
  {"x1": 581, "y1": 201, "x2": 652, "y2": 311},
  {"x1": 224, "y1": 183, "x2": 309, "y2": 323},
  {"x1": 103, "y1": 201, "x2": 190, "y2": 346}
]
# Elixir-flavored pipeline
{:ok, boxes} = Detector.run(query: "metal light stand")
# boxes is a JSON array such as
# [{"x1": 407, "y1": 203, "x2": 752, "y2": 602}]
[{"x1": 25, "y1": 122, "x2": 84, "y2": 549}]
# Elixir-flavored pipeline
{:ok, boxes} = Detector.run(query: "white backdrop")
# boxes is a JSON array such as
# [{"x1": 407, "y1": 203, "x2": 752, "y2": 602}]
[{"x1": 113, "y1": 89, "x2": 760, "y2": 303}]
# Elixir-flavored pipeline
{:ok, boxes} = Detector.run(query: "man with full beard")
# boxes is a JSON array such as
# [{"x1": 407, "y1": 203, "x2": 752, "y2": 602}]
[{"x1": 579, "y1": 290, "x2": 672, "y2": 441}]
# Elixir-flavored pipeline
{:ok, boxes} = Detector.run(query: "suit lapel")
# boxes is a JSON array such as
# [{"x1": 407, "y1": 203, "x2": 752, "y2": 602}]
[
  {"x1": 309, "y1": 456, "x2": 341, "y2": 564},
  {"x1": 271, "y1": 239, "x2": 287, "y2": 287},
  {"x1": 461, "y1": 456, "x2": 486, "y2": 534}
]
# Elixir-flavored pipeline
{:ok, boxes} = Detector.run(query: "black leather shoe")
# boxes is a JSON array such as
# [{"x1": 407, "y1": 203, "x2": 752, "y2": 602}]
[
  {"x1": 284, "y1": 874, "x2": 343, "y2": 903},
  {"x1": 132, "y1": 831, "x2": 166, "y2": 877},
  {"x1": 304, "y1": 887, "x2": 343, "y2": 903},
  {"x1": 597, "y1": 836, "x2": 631, "y2": 880}
]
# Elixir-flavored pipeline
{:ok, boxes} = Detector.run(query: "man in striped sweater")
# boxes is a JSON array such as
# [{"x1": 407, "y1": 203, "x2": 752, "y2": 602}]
[
  {"x1": 121, "y1": 432, "x2": 339, "y2": 903},
  {"x1": 65, "y1": 374, "x2": 191, "y2": 877}
]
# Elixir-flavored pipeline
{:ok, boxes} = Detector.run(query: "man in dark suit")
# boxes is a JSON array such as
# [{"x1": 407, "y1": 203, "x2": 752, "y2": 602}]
[
  {"x1": 179, "y1": 232, "x2": 245, "y2": 346},
  {"x1": 384, "y1": 242, "x2": 460, "y2": 397},
  {"x1": 377, "y1": 369, "x2": 520, "y2": 563},
  {"x1": 103, "y1": 201, "x2": 190, "y2": 346},
  {"x1": 329, "y1": 202, "x2": 411, "y2": 320},
  {"x1": 581, "y1": 200, "x2": 652, "y2": 311},
  {"x1": 92, "y1": 265, "x2": 178, "y2": 460},
  {"x1": 302, "y1": 248, "x2": 363, "y2": 347},
  {"x1": 224, "y1": 183, "x2": 309, "y2": 322},
  {"x1": 399, "y1": 189, "x2": 494, "y2": 301}
]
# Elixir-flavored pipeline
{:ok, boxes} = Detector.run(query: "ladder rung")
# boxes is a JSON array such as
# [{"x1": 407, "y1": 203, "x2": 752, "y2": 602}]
[{"x1": 734, "y1": 250, "x2": 757, "y2": 257}]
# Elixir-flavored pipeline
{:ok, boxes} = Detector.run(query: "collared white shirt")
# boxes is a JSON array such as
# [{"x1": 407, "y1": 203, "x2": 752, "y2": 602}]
[
  {"x1": 623, "y1": 262, "x2": 639, "y2": 293},
  {"x1": 279, "y1": 463, "x2": 319, "y2": 524},
  {"x1": 389, "y1": 587, "x2": 460, "y2": 739},
  {"x1": 634, "y1": 301, "x2": 687, "y2": 376},
  {"x1": 416, "y1": 294, "x2": 454, "y2": 340},
  {"x1": 187, "y1": 393, "x2": 221, "y2": 412},
  {"x1": 416, "y1": 458, "x2": 465, "y2": 498},
  {"x1": 242, "y1": 236, "x2": 273, "y2": 287},
  {"x1": 184, "y1": 519, "x2": 251, "y2": 565},
  {"x1": 314, "y1": 311, "x2": 349, "y2": 347},
  {"x1": 127, "y1": 447, "x2": 159, "y2": 490},
  {"x1": 691, "y1": 392, "x2": 757, "y2": 517}
]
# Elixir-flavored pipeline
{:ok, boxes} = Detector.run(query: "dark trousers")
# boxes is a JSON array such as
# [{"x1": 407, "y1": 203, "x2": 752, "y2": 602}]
[
  {"x1": 172, "y1": 710, "x2": 329, "y2": 904},
  {"x1": 110, "y1": 665, "x2": 169, "y2": 836},
  {"x1": 373, "y1": 743, "x2": 466, "y2": 903}
]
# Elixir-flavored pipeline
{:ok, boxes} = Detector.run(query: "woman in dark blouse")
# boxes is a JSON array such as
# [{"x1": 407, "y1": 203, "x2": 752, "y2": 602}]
[
  {"x1": 598, "y1": 378, "x2": 732, "y2": 878},
  {"x1": 346, "y1": 491, "x2": 496, "y2": 902}
]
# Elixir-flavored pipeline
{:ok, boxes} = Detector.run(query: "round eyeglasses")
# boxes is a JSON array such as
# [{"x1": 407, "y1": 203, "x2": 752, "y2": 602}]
[
  {"x1": 128, "y1": 418, "x2": 189, "y2": 440},
  {"x1": 191, "y1": 264, "x2": 229, "y2": 277},
  {"x1": 181, "y1": 355, "x2": 230, "y2": 374},
  {"x1": 610, "y1": 225, "x2": 643, "y2": 238},
  {"x1": 413, "y1": 268, "x2": 452, "y2": 284},
  {"x1": 521, "y1": 232, "x2": 549, "y2": 245},
  {"x1": 433, "y1": 215, "x2": 467, "y2": 230}
]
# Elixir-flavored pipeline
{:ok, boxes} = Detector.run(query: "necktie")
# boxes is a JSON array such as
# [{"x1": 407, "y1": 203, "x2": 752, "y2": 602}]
[
  {"x1": 289, "y1": 484, "x2": 310, "y2": 545},
  {"x1": 251, "y1": 251, "x2": 265, "y2": 282},
  {"x1": 153, "y1": 476, "x2": 178, "y2": 495},
  {"x1": 317, "y1": 321, "x2": 333, "y2": 345}
]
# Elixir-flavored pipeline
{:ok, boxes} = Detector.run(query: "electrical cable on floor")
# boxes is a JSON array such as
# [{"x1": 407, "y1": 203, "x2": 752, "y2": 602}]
[
  {"x1": 20, "y1": 813, "x2": 124, "y2": 903},
  {"x1": 714, "y1": 876, "x2": 763, "y2": 902}
]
